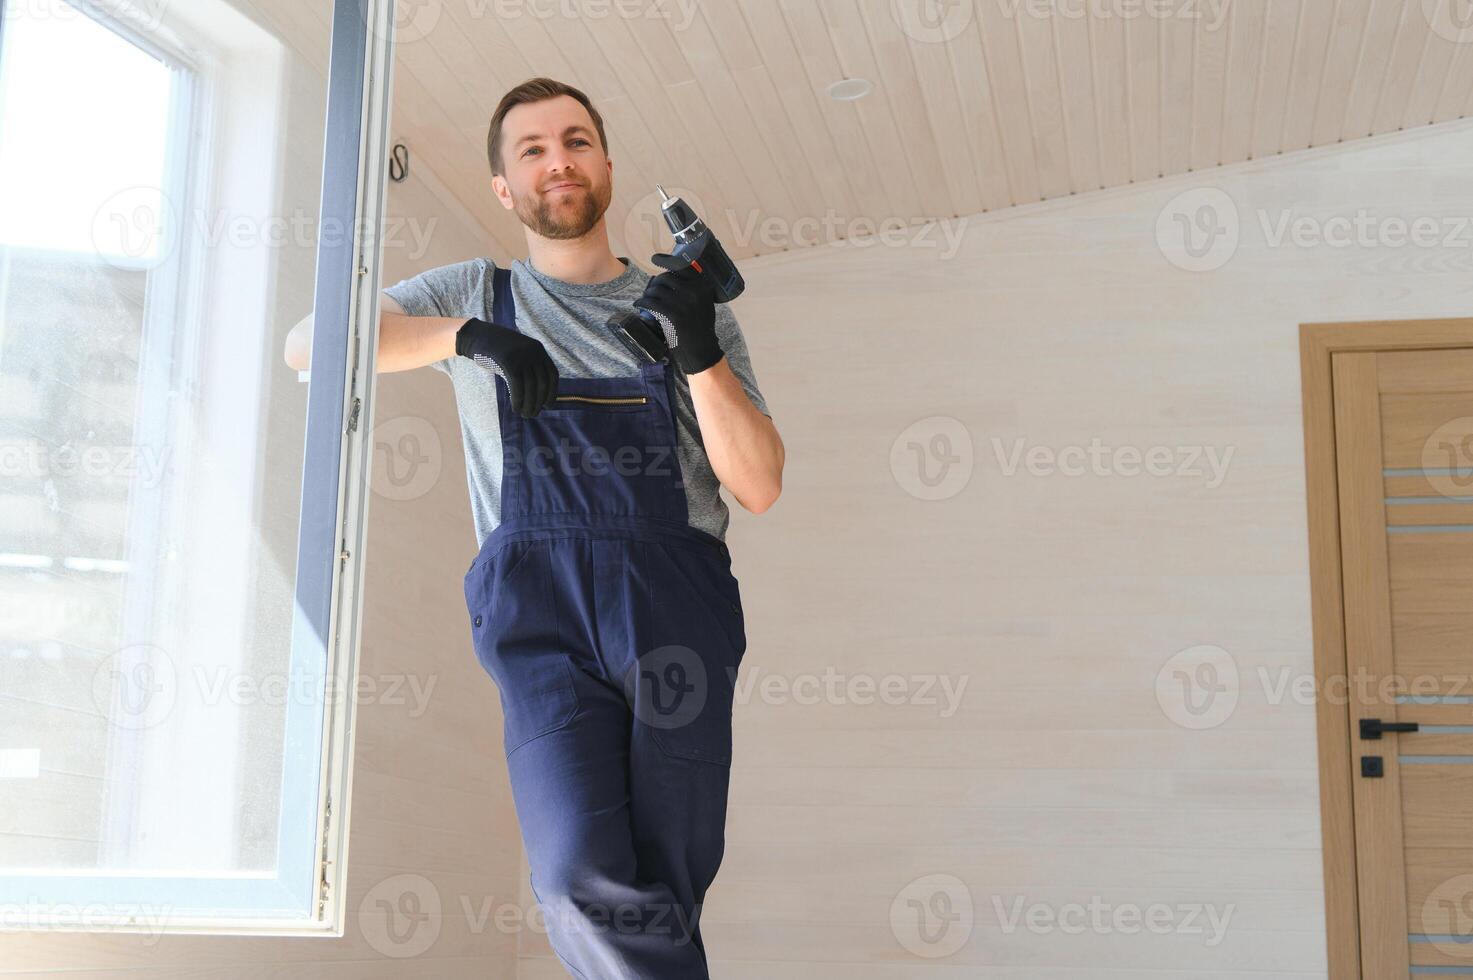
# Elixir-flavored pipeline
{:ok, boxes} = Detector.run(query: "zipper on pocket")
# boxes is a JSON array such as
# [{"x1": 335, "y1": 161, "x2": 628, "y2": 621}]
[{"x1": 552, "y1": 394, "x2": 648, "y2": 405}]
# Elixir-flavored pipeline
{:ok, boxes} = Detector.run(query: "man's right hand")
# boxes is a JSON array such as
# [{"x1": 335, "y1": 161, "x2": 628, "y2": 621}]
[{"x1": 455, "y1": 317, "x2": 559, "y2": 418}]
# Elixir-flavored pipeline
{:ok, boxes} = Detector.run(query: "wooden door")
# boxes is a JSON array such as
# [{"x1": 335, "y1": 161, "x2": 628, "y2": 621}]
[{"x1": 1333, "y1": 348, "x2": 1473, "y2": 978}]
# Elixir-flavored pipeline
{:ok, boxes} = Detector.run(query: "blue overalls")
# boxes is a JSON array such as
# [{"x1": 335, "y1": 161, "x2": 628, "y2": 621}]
[{"x1": 462, "y1": 266, "x2": 746, "y2": 979}]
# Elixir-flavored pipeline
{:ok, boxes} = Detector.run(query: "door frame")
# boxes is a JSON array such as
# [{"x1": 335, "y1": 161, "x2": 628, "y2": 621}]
[{"x1": 1299, "y1": 316, "x2": 1473, "y2": 980}]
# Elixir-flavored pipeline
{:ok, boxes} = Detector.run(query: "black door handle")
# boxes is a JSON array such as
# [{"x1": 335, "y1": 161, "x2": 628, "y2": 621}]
[{"x1": 1360, "y1": 718, "x2": 1420, "y2": 740}]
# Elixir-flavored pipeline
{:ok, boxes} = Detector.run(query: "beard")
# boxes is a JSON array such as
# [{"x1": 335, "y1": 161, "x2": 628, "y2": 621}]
[{"x1": 514, "y1": 175, "x2": 611, "y2": 240}]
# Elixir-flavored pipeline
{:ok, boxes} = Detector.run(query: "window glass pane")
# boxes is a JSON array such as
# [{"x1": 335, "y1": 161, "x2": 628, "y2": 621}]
[{"x1": 0, "y1": 0, "x2": 332, "y2": 919}]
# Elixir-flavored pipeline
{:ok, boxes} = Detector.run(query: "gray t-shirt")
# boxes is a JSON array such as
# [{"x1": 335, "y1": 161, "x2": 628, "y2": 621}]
[{"x1": 383, "y1": 255, "x2": 770, "y2": 549}]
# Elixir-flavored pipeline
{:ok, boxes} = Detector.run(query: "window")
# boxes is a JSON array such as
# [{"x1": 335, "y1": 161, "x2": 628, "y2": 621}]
[{"x1": 0, "y1": 0, "x2": 389, "y2": 933}]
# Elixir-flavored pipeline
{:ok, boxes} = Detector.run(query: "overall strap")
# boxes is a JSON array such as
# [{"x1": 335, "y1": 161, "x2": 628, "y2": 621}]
[{"x1": 492, "y1": 264, "x2": 515, "y2": 328}]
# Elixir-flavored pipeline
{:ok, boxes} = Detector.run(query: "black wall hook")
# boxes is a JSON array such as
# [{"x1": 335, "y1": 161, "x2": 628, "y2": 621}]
[{"x1": 389, "y1": 143, "x2": 409, "y2": 182}]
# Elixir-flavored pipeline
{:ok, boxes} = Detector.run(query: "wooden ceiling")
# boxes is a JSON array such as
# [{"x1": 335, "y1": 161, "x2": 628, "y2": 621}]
[{"x1": 262, "y1": 0, "x2": 1473, "y2": 263}]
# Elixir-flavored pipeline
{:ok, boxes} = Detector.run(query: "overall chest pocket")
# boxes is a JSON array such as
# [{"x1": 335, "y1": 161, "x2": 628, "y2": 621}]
[
  {"x1": 511, "y1": 391, "x2": 681, "y2": 518},
  {"x1": 466, "y1": 541, "x2": 579, "y2": 756}
]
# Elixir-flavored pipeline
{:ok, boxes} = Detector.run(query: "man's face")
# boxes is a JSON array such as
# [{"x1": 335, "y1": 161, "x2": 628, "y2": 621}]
[{"x1": 493, "y1": 95, "x2": 613, "y2": 241}]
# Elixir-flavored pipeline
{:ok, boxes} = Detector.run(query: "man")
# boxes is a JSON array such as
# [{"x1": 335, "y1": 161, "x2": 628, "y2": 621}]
[{"x1": 285, "y1": 77, "x2": 783, "y2": 977}]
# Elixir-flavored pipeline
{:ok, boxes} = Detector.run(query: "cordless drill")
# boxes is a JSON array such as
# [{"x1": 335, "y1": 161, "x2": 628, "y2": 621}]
[{"x1": 607, "y1": 185, "x2": 744, "y2": 364}]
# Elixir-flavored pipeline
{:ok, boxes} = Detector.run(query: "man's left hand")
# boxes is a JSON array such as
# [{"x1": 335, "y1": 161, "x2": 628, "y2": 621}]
[{"x1": 632, "y1": 254, "x2": 723, "y2": 374}]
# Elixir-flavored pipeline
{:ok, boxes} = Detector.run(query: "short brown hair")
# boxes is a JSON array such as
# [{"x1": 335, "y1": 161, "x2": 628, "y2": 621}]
[{"x1": 486, "y1": 77, "x2": 608, "y2": 177}]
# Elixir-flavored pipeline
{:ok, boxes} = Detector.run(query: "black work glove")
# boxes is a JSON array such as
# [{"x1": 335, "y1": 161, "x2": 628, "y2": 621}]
[
  {"x1": 455, "y1": 317, "x2": 558, "y2": 417},
  {"x1": 632, "y1": 254, "x2": 722, "y2": 374}
]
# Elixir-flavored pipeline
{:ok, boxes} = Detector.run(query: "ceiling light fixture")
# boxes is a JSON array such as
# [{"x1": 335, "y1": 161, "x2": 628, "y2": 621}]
[{"x1": 826, "y1": 77, "x2": 873, "y2": 101}]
